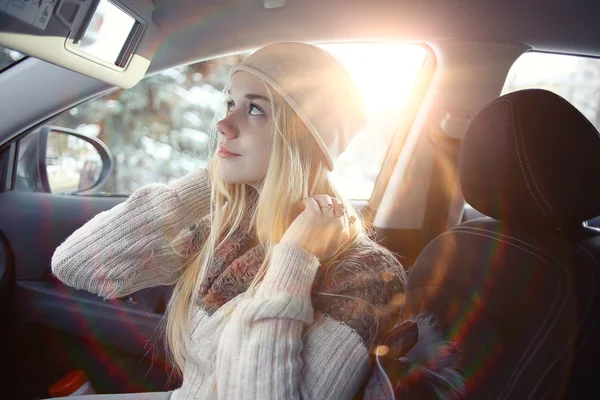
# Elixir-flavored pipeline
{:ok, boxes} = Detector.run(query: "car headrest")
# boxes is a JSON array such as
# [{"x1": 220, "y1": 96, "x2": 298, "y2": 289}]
[{"x1": 459, "y1": 89, "x2": 600, "y2": 229}]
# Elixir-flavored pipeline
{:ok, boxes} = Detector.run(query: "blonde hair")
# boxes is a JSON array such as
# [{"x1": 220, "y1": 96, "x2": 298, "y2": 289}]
[{"x1": 164, "y1": 82, "x2": 366, "y2": 375}]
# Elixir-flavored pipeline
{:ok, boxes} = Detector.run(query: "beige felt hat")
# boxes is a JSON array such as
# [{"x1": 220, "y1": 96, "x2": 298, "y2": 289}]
[{"x1": 230, "y1": 42, "x2": 366, "y2": 171}]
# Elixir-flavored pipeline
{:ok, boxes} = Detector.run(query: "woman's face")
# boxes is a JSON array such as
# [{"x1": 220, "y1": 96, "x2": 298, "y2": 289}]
[{"x1": 215, "y1": 71, "x2": 273, "y2": 188}]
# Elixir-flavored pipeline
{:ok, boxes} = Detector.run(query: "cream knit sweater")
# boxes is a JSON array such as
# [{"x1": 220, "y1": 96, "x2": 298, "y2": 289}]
[{"x1": 52, "y1": 169, "x2": 405, "y2": 400}]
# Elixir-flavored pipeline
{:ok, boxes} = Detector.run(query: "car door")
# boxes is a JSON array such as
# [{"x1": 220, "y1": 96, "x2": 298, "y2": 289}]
[{"x1": 1, "y1": 140, "x2": 176, "y2": 398}]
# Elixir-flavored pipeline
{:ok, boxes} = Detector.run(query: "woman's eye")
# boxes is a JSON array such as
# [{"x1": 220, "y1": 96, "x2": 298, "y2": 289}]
[
  {"x1": 226, "y1": 100, "x2": 235, "y2": 113},
  {"x1": 249, "y1": 104, "x2": 265, "y2": 116}
]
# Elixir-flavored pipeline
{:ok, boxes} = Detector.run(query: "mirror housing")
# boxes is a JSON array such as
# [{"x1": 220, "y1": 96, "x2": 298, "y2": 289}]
[{"x1": 16, "y1": 126, "x2": 113, "y2": 195}]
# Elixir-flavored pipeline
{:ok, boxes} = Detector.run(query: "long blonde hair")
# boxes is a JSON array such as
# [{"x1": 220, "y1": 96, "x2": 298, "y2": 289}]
[{"x1": 165, "y1": 82, "x2": 365, "y2": 375}]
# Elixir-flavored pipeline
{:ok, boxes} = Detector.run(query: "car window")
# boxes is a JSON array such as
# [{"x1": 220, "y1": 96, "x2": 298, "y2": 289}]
[
  {"x1": 16, "y1": 44, "x2": 427, "y2": 199},
  {"x1": 0, "y1": 45, "x2": 25, "y2": 71},
  {"x1": 322, "y1": 44, "x2": 427, "y2": 199},
  {"x1": 503, "y1": 52, "x2": 600, "y2": 130}
]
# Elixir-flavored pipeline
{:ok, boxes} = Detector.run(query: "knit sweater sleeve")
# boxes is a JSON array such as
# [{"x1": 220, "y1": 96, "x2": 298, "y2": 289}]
[
  {"x1": 51, "y1": 168, "x2": 212, "y2": 299},
  {"x1": 215, "y1": 241, "x2": 404, "y2": 399}
]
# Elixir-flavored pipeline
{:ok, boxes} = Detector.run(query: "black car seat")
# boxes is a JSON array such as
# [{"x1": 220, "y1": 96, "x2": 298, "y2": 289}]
[{"x1": 402, "y1": 89, "x2": 600, "y2": 399}]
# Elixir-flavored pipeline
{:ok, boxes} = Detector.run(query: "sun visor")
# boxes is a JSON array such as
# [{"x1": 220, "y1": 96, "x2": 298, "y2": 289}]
[{"x1": 0, "y1": 0, "x2": 159, "y2": 88}]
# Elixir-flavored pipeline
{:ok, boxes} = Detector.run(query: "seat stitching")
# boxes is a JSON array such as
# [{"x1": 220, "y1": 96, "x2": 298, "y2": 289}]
[
  {"x1": 453, "y1": 226, "x2": 559, "y2": 263},
  {"x1": 462, "y1": 216, "x2": 492, "y2": 224},
  {"x1": 513, "y1": 98, "x2": 554, "y2": 214},
  {"x1": 448, "y1": 228, "x2": 570, "y2": 397},
  {"x1": 533, "y1": 243, "x2": 599, "y2": 399},
  {"x1": 455, "y1": 230, "x2": 569, "y2": 399},
  {"x1": 504, "y1": 97, "x2": 547, "y2": 216},
  {"x1": 454, "y1": 226, "x2": 586, "y2": 399}
]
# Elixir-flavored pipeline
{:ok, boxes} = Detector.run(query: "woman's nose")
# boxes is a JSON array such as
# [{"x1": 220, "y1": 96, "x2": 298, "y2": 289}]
[{"x1": 216, "y1": 115, "x2": 239, "y2": 139}]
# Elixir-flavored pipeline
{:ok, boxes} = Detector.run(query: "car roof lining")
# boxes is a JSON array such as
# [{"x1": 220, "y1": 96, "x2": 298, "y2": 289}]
[{"x1": 145, "y1": 0, "x2": 600, "y2": 72}]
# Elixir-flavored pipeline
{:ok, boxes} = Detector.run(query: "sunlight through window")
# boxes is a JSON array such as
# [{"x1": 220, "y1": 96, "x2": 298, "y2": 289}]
[{"x1": 320, "y1": 43, "x2": 428, "y2": 200}]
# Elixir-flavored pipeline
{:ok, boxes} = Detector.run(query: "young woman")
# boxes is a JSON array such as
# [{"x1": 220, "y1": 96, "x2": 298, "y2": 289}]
[{"x1": 52, "y1": 42, "x2": 462, "y2": 400}]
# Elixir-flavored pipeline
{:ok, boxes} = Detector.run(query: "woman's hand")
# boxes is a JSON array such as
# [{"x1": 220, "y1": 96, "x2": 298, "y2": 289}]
[{"x1": 280, "y1": 195, "x2": 350, "y2": 260}]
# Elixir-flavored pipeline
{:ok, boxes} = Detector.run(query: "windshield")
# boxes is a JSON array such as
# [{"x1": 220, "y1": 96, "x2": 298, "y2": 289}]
[{"x1": 0, "y1": 46, "x2": 25, "y2": 71}]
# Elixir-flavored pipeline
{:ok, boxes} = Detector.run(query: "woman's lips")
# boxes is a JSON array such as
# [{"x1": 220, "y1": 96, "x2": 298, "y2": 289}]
[{"x1": 217, "y1": 147, "x2": 241, "y2": 158}]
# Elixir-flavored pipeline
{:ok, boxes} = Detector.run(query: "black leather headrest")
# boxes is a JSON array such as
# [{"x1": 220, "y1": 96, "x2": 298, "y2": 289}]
[{"x1": 459, "y1": 89, "x2": 600, "y2": 228}]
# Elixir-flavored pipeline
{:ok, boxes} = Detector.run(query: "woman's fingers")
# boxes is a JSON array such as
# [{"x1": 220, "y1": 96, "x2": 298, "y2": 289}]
[
  {"x1": 283, "y1": 195, "x2": 352, "y2": 260},
  {"x1": 331, "y1": 197, "x2": 349, "y2": 228},
  {"x1": 330, "y1": 197, "x2": 344, "y2": 218},
  {"x1": 313, "y1": 194, "x2": 334, "y2": 216},
  {"x1": 331, "y1": 197, "x2": 341, "y2": 216},
  {"x1": 300, "y1": 197, "x2": 321, "y2": 213},
  {"x1": 303, "y1": 195, "x2": 350, "y2": 224}
]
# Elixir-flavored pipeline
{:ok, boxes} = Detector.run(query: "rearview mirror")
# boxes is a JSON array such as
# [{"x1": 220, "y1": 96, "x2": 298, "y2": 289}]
[{"x1": 15, "y1": 126, "x2": 113, "y2": 195}]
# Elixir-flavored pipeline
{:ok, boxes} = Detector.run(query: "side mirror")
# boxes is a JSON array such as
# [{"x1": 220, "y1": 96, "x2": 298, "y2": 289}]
[{"x1": 16, "y1": 126, "x2": 113, "y2": 195}]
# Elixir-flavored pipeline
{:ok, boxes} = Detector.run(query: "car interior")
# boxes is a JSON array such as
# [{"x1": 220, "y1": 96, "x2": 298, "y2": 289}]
[{"x1": 1, "y1": 0, "x2": 600, "y2": 398}]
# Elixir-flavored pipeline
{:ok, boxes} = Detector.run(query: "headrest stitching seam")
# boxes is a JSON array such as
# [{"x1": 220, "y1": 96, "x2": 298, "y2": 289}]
[
  {"x1": 504, "y1": 98, "x2": 548, "y2": 216},
  {"x1": 471, "y1": 97, "x2": 506, "y2": 124},
  {"x1": 513, "y1": 98, "x2": 554, "y2": 215}
]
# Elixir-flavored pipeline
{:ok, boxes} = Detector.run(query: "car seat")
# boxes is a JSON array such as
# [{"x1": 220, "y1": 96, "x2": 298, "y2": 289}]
[{"x1": 401, "y1": 89, "x2": 600, "y2": 399}]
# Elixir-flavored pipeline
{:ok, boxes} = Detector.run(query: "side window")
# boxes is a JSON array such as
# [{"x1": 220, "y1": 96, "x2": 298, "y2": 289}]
[
  {"x1": 15, "y1": 44, "x2": 428, "y2": 199},
  {"x1": 323, "y1": 44, "x2": 427, "y2": 200},
  {"x1": 503, "y1": 52, "x2": 600, "y2": 130},
  {"x1": 48, "y1": 54, "x2": 247, "y2": 195}
]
